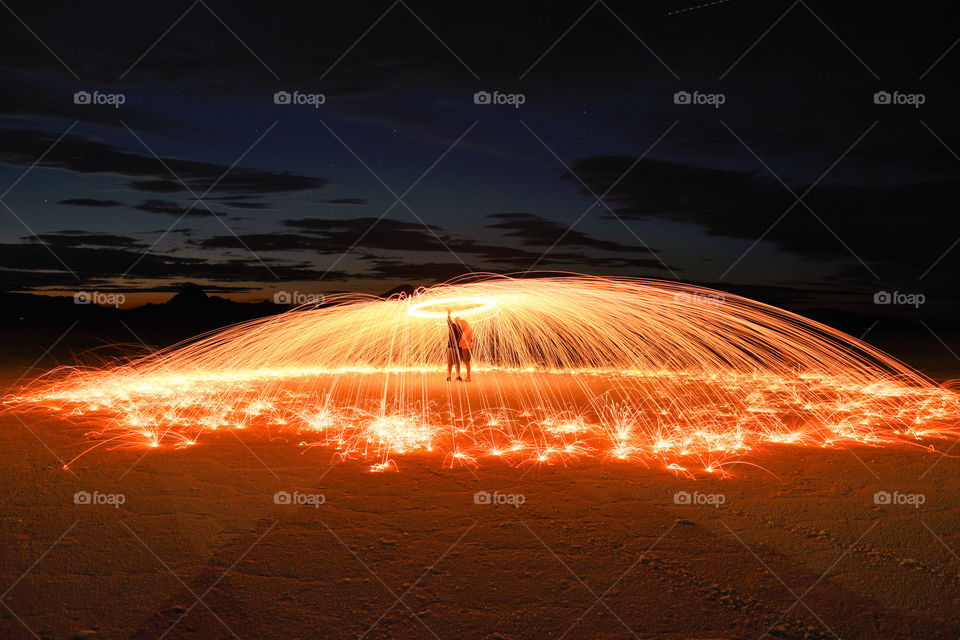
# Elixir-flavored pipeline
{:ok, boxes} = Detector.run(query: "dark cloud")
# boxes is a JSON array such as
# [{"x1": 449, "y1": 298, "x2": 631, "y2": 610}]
[
  {"x1": 363, "y1": 255, "x2": 672, "y2": 282},
  {"x1": 190, "y1": 195, "x2": 261, "y2": 201},
  {"x1": 200, "y1": 216, "x2": 664, "y2": 269},
  {"x1": 58, "y1": 198, "x2": 124, "y2": 207},
  {"x1": 282, "y1": 217, "x2": 447, "y2": 253},
  {"x1": 185, "y1": 195, "x2": 272, "y2": 209},
  {"x1": 283, "y1": 216, "x2": 666, "y2": 268},
  {"x1": 0, "y1": 268, "x2": 87, "y2": 292},
  {"x1": 195, "y1": 216, "x2": 675, "y2": 277},
  {"x1": 324, "y1": 198, "x2": 368, "y2": 205},
  {"x1": 198, "y1": 233, "x2": 327, "y2": 252},
  {"x1": 221, "y1": 201, "x2": 272, "y2": 209},
  {"x1": 133, "y1": 199, "x2": 226, "y2": 217},
  {"x1": 565, "y1": 156, "x2": 960, "y2": 276},
  {"x1": 102, "y1": 281, "x2": 262, "y2": 295},
  {"x1": 0, "y1": 72, "x2": 170, "y2": 133},
  {"x1": 0, "y1": 128, "x2": 326, "y2": 195},
  {"x1": 30, "y1": 232, "x2": 146, "y2": 249},
  {"x1": 487, "y1": 212, "x2": 657, "y2": 253},
  {"x1": 198, "y1": 219, "x2": 493, "y2": 264},
  {"x1": 364, "y1": 260, "x2": 473, "y2": 282},
  {"x1": 0, "y1": 242, "x2": 349, "y2": 284}
]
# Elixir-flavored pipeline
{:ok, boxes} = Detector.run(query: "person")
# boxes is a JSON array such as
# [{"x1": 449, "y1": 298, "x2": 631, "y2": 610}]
[
  {"x1": 457, "y1": 316, "x2": 473, "y2": 382},
  {"x1": 446, "y1": 310, "x2": 463, "y2": 381}
]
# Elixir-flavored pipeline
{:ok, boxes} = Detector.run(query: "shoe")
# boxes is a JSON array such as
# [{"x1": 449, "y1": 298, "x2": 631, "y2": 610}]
[
  {"x1": 456, "y1": 376, "x2": 463, "y2": 381},
  {"x1": 446, "y1": 376, "x2": 451, "y2": 381},
  {"x1": 464, "y1": 377, "x2": 471, "y2": 382}
]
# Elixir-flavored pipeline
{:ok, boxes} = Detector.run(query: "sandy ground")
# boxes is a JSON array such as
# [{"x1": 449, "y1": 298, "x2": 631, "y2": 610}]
[{"x1": 3, "y1": 360, "x2": 960, "y2": 639}]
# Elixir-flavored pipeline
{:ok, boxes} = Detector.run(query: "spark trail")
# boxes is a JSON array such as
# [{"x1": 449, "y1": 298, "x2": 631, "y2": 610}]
[
  {"x1": 667, "y1": 0, "x2": 732, "y2": 16},
  {"x1": 5, "y1": 275, "x2": 959, "y2": 473}
]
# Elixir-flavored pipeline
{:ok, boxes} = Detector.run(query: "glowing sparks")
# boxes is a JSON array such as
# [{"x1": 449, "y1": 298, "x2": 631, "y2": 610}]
[
  {"x1": 407, "y1": 295, "x2": 496, "y2": 319},
  {"x1": 667, "y1": 0, "x2": 732, "y2": 16},
  {"x1": 3, "y1": 274, "x2": 959, "y2": 473}
]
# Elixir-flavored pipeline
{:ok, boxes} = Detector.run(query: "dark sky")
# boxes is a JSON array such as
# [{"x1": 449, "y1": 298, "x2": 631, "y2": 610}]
[{"x1": 1, "y1": 0, "x2": 958, "y2": 317}]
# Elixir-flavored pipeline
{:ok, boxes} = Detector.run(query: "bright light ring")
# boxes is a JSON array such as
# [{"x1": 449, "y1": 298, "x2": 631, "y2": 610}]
[{"x1": 408, "y1": 296, "x2": 495, "y2": 319}]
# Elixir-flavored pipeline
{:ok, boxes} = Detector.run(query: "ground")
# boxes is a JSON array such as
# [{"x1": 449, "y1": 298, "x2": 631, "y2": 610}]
[{"x1": 2, "y1": 343, "x2": 960, "y2": 639}]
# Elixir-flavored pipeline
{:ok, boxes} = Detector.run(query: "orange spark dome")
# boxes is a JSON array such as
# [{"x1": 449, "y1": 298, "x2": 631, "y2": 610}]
[{"x1": 6, "y1": 274, "x2": 960, "y2": 473}]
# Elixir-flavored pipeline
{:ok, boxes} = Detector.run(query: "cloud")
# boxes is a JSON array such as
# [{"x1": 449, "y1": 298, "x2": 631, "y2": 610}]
[
  {"x1": 363, "y1": 260, "x2": 474, "y2": 282},
  {"x1": 0, "y1": 268, "x2": 88, "y2": 292},
  {"x1": 282, "y1": 217, "x2": 448, "y2": 252},
  {"x1": 184, "y1": 195, "x2": 276, "y2": 210},
  {"x1": 133, "y1": 199, "x2": 226, "y2": 217},
  {"x1": 58, "y1": 198, "x2": 124, "y2": 207},
  {"x1": 199, "y1": 218, "x2": 479, "y2": 259},
  {"x1": 565, "y1": 156, "x2": 960, "y2": 275},
  {"x1": 0, "y1": 73, "x2": 170, "y2": 133},
  {"x1": 0, "y1": 128, "x2": 326, "y2": 195},
  {"x1": 486, "y1": 212, "x2": 658, "y2": 254},
  {"x1": 0, "y1": 242, "x2": 350, "y2": 284},
  {"x1": 30, "y1": 232, "x2": 147, "y2": 249},
  {"x1": 281, "y1": 216, "x2": 666, "y2": 266},
  {"x1": 198, "y1": 233, "x2": 328, "y2": 251},
  {"x1": 363, "y1": 256, "x2": 672, "y2": 282},
  {"x1": 324, "y1": 198, "x2": 368, "y2": 205},
  {"x1": 220, "y1": 201, "x2": 272, "y2": 209},
  {"x1": 195, "y1": 215, "x2": 676, "y2": 277}
]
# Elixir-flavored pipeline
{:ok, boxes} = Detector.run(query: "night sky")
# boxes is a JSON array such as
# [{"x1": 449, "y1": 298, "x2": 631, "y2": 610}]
[{"x1": 1, "y1": 0, "x2": 958, "y2": 318}]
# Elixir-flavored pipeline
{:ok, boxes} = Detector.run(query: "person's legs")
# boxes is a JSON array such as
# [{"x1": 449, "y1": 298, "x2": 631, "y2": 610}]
[
  {"x1": 461, "y1": 348, "x2": 472, "y2": 381},
  {"x1": 447, "y1": 347, "x2": 461, "y2": 379}
]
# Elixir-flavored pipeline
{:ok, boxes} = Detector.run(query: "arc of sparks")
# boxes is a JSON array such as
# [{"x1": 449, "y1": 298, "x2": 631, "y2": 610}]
[{"x1": 5, "y1": 274, "x2": 959, "y2": 473}]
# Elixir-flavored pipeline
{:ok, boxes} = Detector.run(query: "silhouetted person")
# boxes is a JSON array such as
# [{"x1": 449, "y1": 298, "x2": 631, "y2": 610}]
[
  {"x1": 446, "y1": 310, "x2": 462, "y2": 381},
  {"x1": 457, "y1": 316, "x2": 473, "y2": 382}
]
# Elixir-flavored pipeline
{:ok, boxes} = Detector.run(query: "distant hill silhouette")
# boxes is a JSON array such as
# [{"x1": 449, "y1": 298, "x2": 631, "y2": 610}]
[
  {"x1": 0, "y1": 283, "x2": 421, "y2": 354},
  {"x1": 0, "y1": 282, "x2": 418, "y2": 329}
]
